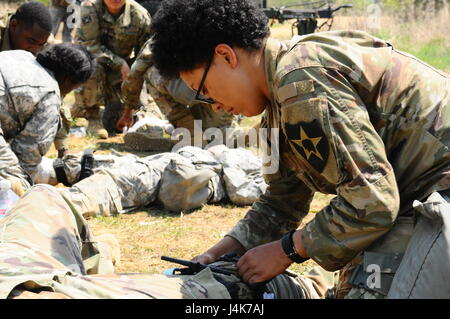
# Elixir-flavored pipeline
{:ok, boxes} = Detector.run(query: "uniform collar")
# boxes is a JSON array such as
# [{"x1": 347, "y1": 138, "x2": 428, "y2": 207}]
[
  {"x1": 263, "y1": 37, "x2": 282, "y2": 105},
  {"x1": 102, "y1": 0, "x2": 131, "y2": 26}
]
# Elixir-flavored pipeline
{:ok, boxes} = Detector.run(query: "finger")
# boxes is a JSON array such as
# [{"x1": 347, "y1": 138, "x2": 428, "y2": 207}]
[
  {"x1": 237, "y1": 261, "x2": 254, "y2": 282},
  {"x1": 248, "y1": 274, "x2": 261, "y2": 285},
  {"x1": 242, "y1": 267, "x2": 257, "y2": 284},
  {"x1": 191, "y1": 254, "x2": 210, "y2": 264}
]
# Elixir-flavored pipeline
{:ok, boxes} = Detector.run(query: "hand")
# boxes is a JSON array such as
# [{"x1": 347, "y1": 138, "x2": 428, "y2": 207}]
[
  {"x1": 237, "y1": 240, "x2": 292, "y2": 284},
  {"x1": 116, "y1": 108, "x2": 133, "y2": 132},
  {"x1": 191, "y1": 252, "x2": 217, "y2": 265},
  {"x1": 7, "y1": 177, "x2": 26, "y2": 197},
  {"x1": 120, "y1": 62, "x2": 131, "y2": 83},
  {"x1": 191, "y1": 236, "x2": 246, "y2": 265}
]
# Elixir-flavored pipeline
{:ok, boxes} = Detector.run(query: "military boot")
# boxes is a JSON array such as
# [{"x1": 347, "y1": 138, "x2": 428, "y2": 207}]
[
  {"x1": 124, "y1": 119, "x2": 176, "y2": 152},
  {"x1": 102, "y1": 101, "x2": 123, "y2": 136}
]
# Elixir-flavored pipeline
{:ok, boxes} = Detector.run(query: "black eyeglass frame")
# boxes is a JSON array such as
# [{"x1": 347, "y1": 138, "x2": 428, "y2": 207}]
[{"x1": 194, "y1": 55, "x2": 216, "y2": 105}]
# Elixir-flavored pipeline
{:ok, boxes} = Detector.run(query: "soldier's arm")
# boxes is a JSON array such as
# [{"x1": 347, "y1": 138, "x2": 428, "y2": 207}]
[
  {"x1": 136, "y1": 8, "x2": 152, "y2": 57},
  {"x1": 9, "y1": 92, "x2": 61, "y2": 180},
  {"x1": 0, "y1": 133, "x2": 32, "y2": 190},
  {"x1": 122, "y1": 40, "x2": 153, "y2": 110},
  {"x1": 226, "y1": 137, "x2": 315, "y2": 251},
  {"x1": 75, "y1": 2, "x2": 126, "y2": 70},
  {"x1": 277, "y1": 66, "x2": 400, "y2": 271}
]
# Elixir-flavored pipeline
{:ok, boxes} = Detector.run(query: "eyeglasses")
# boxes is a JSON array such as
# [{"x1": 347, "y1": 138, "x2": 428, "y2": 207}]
[{"x1": 194, "y1": 55, "x2": 216, "y2": 105}]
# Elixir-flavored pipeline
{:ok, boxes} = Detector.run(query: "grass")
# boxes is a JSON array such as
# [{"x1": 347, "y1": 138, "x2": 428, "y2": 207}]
[{"x1": 269, "y1": 2, "x2": 450, "y2": 72}]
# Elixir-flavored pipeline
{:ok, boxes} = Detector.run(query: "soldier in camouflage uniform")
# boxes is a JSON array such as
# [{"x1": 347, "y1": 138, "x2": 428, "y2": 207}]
[
  {"x1": 0, "y1": 184, "x2": 332, "y2": 299},
  {"x1": 0, "y1": 44, "x2": 95, "y2": 192},
  {"x1": 34, "y1": 145, "x2": 267, "y2": 212},
  {"x1": 0, "y1": 2, "x2": 72, "y2": 159},
  {"x1": 149, "y1": 0, "x2": 450, "y2": 298},
  {"x1": 73, "y1": 0, "x2": 152, "y2": 136},
  {"x1": 0, "y1": 1, "x2": 52, "y2": 54},
  {"x1": 119, "y1": 38, "x2": 237, "y2": 147}
]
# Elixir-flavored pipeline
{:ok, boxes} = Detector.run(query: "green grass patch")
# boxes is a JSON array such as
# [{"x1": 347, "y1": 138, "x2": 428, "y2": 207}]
[
  {"x1": 371, "y1": 28, "x2": 450, "y2": 72},
  {"x1": 401, "y1": 38, "x2": 450, "y2": 71}
]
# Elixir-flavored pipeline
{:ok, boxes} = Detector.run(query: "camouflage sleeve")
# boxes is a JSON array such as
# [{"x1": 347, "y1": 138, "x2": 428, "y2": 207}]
[
  {"x1": 277, "y1": 67, "x2": 400, "y2": 271},
  {"x1": 75, "y1": 2, "x2": 126, "y2": 70},
  {"x1": 0, "y1": 133, "x2": 32, "y2": 188},
  {"x1": 9, "y1": 92, "x2": 61, "y2": 179},
  {"x1": 136, "y1": 9, "x2": 152, "y2": 57},
  {"x1": 122, "y1": 41, "x2": 153, "y2": 110},
  {"x1": 227, "y1": 167, "x2": 315, "y2": 251},
  {"x1": 226, "y1": 119, "x2": 315, "y2": 250},
  {"x1": 53, "y1": 105, "x2": 72, "y2": 151},
  {"x1": 146, "y1": 67, "x2": 192, "y2": 123}
]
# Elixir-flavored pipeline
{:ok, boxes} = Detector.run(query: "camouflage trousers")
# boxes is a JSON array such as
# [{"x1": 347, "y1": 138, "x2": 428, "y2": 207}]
[
  {"x1": 56, "y1": 149, "x2": 225, "y2": 216},
  {"x1": 72, "y1": 63, "x2": 123, "y2": 134},
  {"x1": 0, "y1": 185, "x2": 329, "y2": 299},
  {"x1": 35, "y1": 145, "x2": 268, "y2": 212}
]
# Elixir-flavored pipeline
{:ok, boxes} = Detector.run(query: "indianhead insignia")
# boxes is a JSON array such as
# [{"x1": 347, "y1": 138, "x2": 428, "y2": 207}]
[{"x1": 284, "y1": 120, "x2": 329, "y2": 173}]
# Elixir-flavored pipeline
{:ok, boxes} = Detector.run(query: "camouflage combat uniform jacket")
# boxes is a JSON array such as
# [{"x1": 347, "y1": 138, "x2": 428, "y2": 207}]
[
  {"x1": 0, "y1": 50, "x2": 61, "y2": 187},
  {"x1": 75, "y1": 0, "x2": 151, "y2": 84},
  {"x1": 121, "y1": 38, "x2": 152, "y2": 111},
  {"x1": 227, "y1": 31, "x2": 449, "y2": 296},
  {"x1": 122, "y1": 38, "x2": 198, "y2": 121}
]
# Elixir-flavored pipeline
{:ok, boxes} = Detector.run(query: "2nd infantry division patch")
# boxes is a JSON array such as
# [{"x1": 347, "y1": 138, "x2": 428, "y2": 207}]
[
  {"x1": 82, "y1": 15, "x2": 92, "y2": 24},
  {"x1": 284, "y1": 120, "x2": 329, "y2": 173}
]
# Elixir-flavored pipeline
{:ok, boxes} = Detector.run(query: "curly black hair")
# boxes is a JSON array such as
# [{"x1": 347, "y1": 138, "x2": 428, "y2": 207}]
[
  {"x1": 36, "y1": 43, "x2": 96, "y2": 84},
  {"x1": 150, "y1": 0, "x2": 270, "y2": 78},
  {"x1": 12, "y1": 1, "x2": 52, "y2": 32}
]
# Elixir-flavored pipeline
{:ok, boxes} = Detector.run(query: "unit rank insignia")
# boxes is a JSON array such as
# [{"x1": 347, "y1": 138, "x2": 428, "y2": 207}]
[{"x1": 284, "y1": 120, "x2": 329, "y2": 173}]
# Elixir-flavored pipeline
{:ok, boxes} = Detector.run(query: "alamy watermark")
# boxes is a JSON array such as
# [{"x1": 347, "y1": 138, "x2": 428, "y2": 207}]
[
  {"x1": 65, "y1": 0, "x2": 81, "y2": 30},
  {"x1": 366, "y1": 0, "x2": 382, "y2": 30},
  {"x1": 168, "y1": 120, "x2": 280, "y2": 175},
  {"x1": 366, "y1": 263, "x2": 381, "y2": 290}
]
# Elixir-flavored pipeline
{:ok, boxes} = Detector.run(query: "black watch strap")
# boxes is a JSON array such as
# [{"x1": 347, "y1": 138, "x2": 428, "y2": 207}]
[{"x1": 281, "y1": 230, "x2": 309, "y2": 264}]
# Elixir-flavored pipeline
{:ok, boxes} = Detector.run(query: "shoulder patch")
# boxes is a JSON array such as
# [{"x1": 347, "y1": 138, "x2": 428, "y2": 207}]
[
  {"x1": 277, "y1": 80, "x2": 314, "y2": 103},
  {"x1": 82, "y1": 15, "x2": 92, "y2": 24},
  {"x1": 284, "y1": 119, "x2": 329, "y2": 173}
]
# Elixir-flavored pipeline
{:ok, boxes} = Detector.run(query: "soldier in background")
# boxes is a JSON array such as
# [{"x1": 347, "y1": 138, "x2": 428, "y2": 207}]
[
  {"x1": 0, "y1": 1, "x2": 72, "y2": 159},
  {"x1": 118, "y1": 38, "x2": 237, "y2": 150},
  {"x1": 150, "y1": 0, "x2": 450, "y2": 298},
  {"x1": 72, "y1": 0, "x2": 152, "y2": 137},
  {"x1": 0, "y1": 1, "x2": 52, "y2": 54},
  {"x1": 0, "y1": 44, "x2": 96, "y2": 193}
]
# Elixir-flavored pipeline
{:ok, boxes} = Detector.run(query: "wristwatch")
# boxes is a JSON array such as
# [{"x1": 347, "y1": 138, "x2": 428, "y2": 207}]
[{"x1": 281, "y1": 230, "x2": 310, "y2": 264}]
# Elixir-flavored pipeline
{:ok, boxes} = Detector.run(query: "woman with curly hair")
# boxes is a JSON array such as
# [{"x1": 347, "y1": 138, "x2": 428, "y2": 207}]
[
  {"x1": 0, "y1": 43, "x2": 96, "y2": 193},
  {"x1": 150, "y1": 0, "x2": 450, "y2": 299}
]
